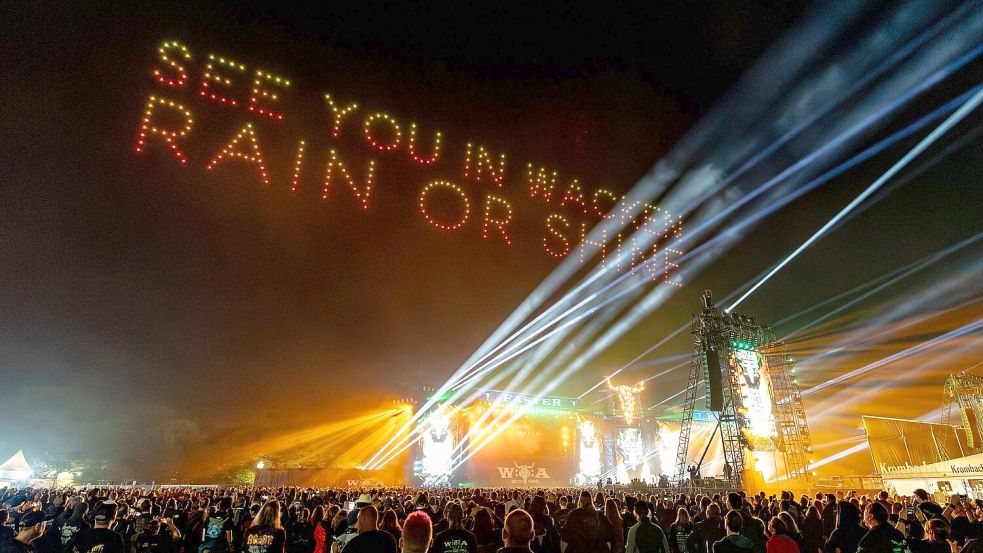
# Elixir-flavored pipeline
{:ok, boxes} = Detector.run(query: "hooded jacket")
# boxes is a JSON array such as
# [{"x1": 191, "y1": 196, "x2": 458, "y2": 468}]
[{"x1": 714, "y1": 535, "x2": 755, "y2": 553}]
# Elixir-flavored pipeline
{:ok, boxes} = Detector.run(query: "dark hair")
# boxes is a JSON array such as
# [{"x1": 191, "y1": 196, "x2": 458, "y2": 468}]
[
  {"x1": 725, "y1": 510, "x2": 744, "y2": 533},
  {"x1": 634, "y1": 501, "x2": 650, "y2": 518},
  {"x1": 868, "y1": 502, "x2": 889, "y2": 525},
  {"x1": 728, "y1": 493, "x2": 743, "y2": 510},
  {"x1": 770, "y1": 517, "x2": 788, "y2": 536}
]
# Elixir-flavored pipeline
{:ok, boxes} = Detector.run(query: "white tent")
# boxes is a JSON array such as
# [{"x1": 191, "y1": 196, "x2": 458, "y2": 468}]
[{"x1": 0, "y1": 450, "x2": 32, "y2": 482}]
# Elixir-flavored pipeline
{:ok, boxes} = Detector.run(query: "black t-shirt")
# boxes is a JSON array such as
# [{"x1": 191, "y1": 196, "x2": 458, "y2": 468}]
[
  {"x1": 58, "y1": 519, "x2": 91, "y2": 548},
  {"x1": 79, "y1": 527, "x2": 125, "y2": 553},
  {"x1": 341, "y1": 530, "x2": 397, "y2": 553},
  {"x1": 243, "y1": 525, "x2": 285, "y2": 553},
  {"x1": 432, "y1": 528, "x2": 478, "y2": 553},
  {"x1": 134, "y1": 531, "x2": 174, "y2": 553}
]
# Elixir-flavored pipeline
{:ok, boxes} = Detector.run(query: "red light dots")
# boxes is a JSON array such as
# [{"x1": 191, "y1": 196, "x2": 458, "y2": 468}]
[
  {"x1": 324, "y1": 93, "x2": 358, "y2": 138},
  {"x1": 407, "y1": 123, "x2": 442, "y2": 165},
  {"x1": 200, "y1": 54, "x2": 246, "y2": 106},
  {"x1": 249, "y1": 70, "x2": 289, "y2": 121},
  {"x1": 206, "y1": 122, "x2": 270, "y2": 185},
  {"x1": 482, "y1": 194, "x2": 513, "y2": 245},
  {"x1": 363, "y1": 113, "x2": 401, "y2": 152},
  {"x1": 324, "y1": 149, "x2": 375, "y2": 208},
  {"x1": 153, "y1": 41, "x2": 191, "y2": 87},
  {"x1": 135, "y1": 96, "x2": 193, "y2": 164},
  {"x1": 420, "y1": 181, "x2": 470, "y2": 230},
  {"x1": 463, "y1": 143, "x2": 506, "y2": 187}
]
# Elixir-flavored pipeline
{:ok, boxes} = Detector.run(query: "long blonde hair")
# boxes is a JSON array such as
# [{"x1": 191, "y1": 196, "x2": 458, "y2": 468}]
[{"x1": 253, "y1": 500, "x2": 282, "y2": 530}]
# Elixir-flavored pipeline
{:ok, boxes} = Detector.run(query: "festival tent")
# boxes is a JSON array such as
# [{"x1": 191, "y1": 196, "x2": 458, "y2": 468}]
[{"x1": 0, "y1": 449, "x2": 33, "y2": 483}]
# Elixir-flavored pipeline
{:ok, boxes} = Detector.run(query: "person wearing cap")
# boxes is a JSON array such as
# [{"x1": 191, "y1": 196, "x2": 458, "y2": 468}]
[
  {"x1": 0, "y1": 510, "x2": 49, "y2": 553},
  {"x1": 78, "y1": 502, "x2": 125, "y2": 553},
  {"x1": 345, "y1": 496, "x2": 372, "y2": 529}
]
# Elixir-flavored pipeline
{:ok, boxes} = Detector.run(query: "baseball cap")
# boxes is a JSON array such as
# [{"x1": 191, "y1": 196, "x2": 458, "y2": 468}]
[
  {"x1": 93, "y1": 501, "x2": 118, "y2": 522},
  {"x1": 18, "y1": 510, "x2": 52, "y2": 529}
]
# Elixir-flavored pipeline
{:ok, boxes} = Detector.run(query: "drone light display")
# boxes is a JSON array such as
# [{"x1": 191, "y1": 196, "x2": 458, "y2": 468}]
[{"x1": 134, "y1": 38, "x2": 684, "y2": 280}]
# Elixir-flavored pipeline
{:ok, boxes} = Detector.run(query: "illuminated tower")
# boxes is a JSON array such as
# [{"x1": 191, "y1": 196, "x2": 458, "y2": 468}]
[{"x1": 674, "y1": 290, "x2": 812, "y2": 487}]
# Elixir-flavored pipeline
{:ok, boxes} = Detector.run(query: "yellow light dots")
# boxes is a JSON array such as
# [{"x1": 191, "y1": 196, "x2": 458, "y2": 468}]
[
  {"x1": 463, "y1": 143, "x2": 506, "y2": 187},
  {"x1": 323, "y1": 149, "x2": 375, "y2": 208},
  {"x1": 559, "y1": 179, "x2": 587, "y2": 212},
  {"x1": 591, "y1": 188, "x2": 619, "y2": 219},
  {"x1": 324, "y1": 93, "x2": 358, "y2": 138},
  {"x1": 249, "y1": 69, "x2": 289, "y2": 121},
  {"x1": 153, "y1": 40, "x2": 191, "y2": 87},
  {"x1": 363, "y1": 112, "x2": 401, "y2": 152},
  {"x1": 205, "y1": 122, "x2": 269, "y2": 185},
  {"x1": 607, "y1": 378, "x2": 644, "y2": 426},
  {"x1": 527, "y1": 164, "x2": 558, "y2": 202},
  {"x1": 419, "y1": 180, "x2": 470, "y2": 230},
  {"x1": 290, "y1": 140, "x2": 306, "y2": 192},
  {"x1": 543, "y1": 213, "x2": 571, "y2": 258},
  {"x1": 579, "y1": 223, "x2": 609, "y2": 268},
  {"x1": 200, "y1": 53, "x2": 246, "y2": 106},
  {"x1": 134, "y1": 96, "x2": 193, "y2": 164},
  {"x1": 662, "y1": 215, "x2": 684, "y2": 286},
  {"x1": 482, "y1": 194, "x2": 513, "y2": 245},
  {"x1": 407, "y1": 123, "x2": 442, "y2": 164}
]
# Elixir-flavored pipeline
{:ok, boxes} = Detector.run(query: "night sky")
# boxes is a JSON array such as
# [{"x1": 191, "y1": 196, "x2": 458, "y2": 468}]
[{"x1": 1, "y1": 1, "x2": 980, "y2": 479}]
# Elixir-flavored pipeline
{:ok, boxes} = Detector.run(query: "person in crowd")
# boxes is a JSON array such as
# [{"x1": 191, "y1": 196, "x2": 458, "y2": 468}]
[
  {"x1": 625, "y1": 501, "x2": 670, "y2": 553},
  {"x1": 312, "y1": 506, "x2": 334, "y2": 553},
  {"x1": 777, "y1": 512, "x2": 804, "y2": 553},
  {"x1": 908, "y1": 518, "x2": 949, "y2": 553},
  {"x1": 714, "y1": 511, "x2": 755, "y2": 553},
  {"x1": 766, "y1": 518, "x2": 799, "y2": 553},
  {"x1": 825, "y1": 502, "x2": 867, "y2": 553},
  {"x1": 727, "y1": 495, "x2": 767, "y2": 553},
  {"x1": 333, "y1": 505, "x2": 396, "y2": 553},
  {"x1": 669, "y1": 507, "x2": 694, "y2": 553},
  {"x1": 431, "y1": 502, "x2": 477, "y2": 553},
  {"x1": 398, "y1": 512, "x2": 431, "y2": 553},
  {"x1": 527, "y1": 495, "x2": 559, "y2": 553},
  {"x1": 0, "y1": 511, "x2": 49, "y2": 553},
  {"x1": 607, "y1": 499, "x2": 626, "y2": 553},
  {"x1": 80, "y1": 502, "x2": 125, "y2": 553},
  {"x1": 201, "y1": 498, "x2": 235, "y2": 553},
  {"x1": 691, "y1": 503, "x2": 726, "y2": 553},
  {"x1": 560, "y1": 491, "x2": 612, "y2": 553},
  {"x1": 500, "y1": 509, "x2": 536, "y2": 553},
  {"x1": 800, "y1": 506, "x2": 825, "y2": 553},
  {"x1": 470, "y1": 508, "x2": 502, "y2": 553},
  {"x1": 243, "y1": 500, "x2": 285, "y2": 553},
  {"x1": 856, "y1": 503, "x2": 906, "y2": 553},
  {"x1": 379, "y1": 510, "x2": 402, "y2": 543}
]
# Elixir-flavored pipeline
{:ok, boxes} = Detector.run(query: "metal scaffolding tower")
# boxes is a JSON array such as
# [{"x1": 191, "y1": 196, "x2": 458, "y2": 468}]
[
  {"x1": 943, "y1": 373, "x2": 983, "y2": 449},
  {"x1": 674, "y1": 290, "x2": 812, "y2": 487}
]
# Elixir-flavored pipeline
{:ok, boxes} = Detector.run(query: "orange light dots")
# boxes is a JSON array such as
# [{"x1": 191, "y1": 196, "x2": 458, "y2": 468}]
[
  {"x1": 323, "y1": 149, "x2": 375, "y2": 209},
  {"x1": 135, "y1": 96, "x2": 193, "y2": 164},
  {"x1": 591, "y1": 188, "x2": 619, "y2": 219},
  {"x1": 363, "y1": 113, "x2": 401, "y2": 152},
  {"x1": 559, "y1": 179, "x2": 587, "y2": 213},
  {"x1": 543, "y1": 213, "x2": 571, "y2": 258},
  {"x1": 463, "y1": 143, "x2": 506, "y2": 187},
  {"x1": 290, "y1": 140, "x2": 306, "y2": 192},
  {"x1": 200, "y1": 54, "x2": 246, "y2": 107},
  {"x1": 153, "y1": 40, "x2": 191, "y2": 87},
  {"x1": 527, "y1": 163, "x2": 558, "y2": 202},
  {"x1": 407, "y1": 123, "x2": 442, "y2": 165},
  {"x1": 324, "y1": 93, "x2": 359, "y2": 138},
  {"x1": 249, "y1": 70, "x2": 289, "y2": 121},
  {"x1": 205, "y1": 122, "x2": 269, "y2": 185},
  {"x1": 482, "y1": 194, "x2": 513, "y2": 245},
  {"x1": 420, "y1": 181, "x2": 470, "y2": 230}
]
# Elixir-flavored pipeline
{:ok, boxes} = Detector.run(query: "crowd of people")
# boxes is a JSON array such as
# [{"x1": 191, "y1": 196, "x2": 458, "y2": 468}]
[{"x1": 2, "y1": 485, "x2": 982, "y2": 553}]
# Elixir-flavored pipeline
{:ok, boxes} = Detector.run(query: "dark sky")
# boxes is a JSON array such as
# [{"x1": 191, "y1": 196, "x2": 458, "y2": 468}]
[{"x1": 1, "y1": 1, "x2": 980, "y2": 477}]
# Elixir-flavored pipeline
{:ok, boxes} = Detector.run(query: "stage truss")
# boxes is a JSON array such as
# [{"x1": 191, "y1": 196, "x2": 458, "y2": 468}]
[
  {"x1": 674, "y1": 290, "x2": 812, "y2": 487},
  {"x1": 942, "y1": 373, "x2": 983, "y2": 449}
]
